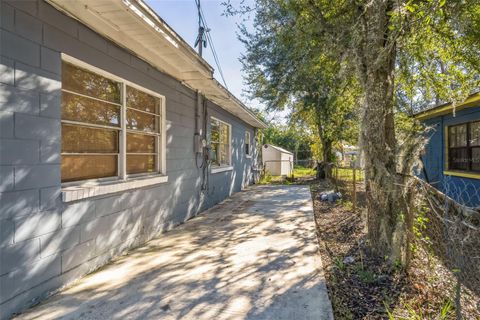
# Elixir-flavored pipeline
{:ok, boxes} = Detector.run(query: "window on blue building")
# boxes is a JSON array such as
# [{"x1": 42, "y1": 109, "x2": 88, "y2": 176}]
[{"x1": 448, "y1": 121, "x2": 480, "y2": 172}]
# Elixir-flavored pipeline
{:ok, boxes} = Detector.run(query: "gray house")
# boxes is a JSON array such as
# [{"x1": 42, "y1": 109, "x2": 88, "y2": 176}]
[{"x1": 0, "y1": 0, "x2": 266, "y2": 317}]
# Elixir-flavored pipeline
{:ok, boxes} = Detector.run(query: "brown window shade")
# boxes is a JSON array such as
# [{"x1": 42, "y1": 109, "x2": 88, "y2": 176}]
[
  {"x1": 62, "y1": 91, "x2": 120, "y2": 127},
  {"x1": 62, "y1": 124, "x2": 119, "y2": 153},
  {"x1": 61, "y1": 60, "x2": 163, "y2": 182},
  {"x1": 127, "y1": 133, "x2": 155, "y2": 153},
  {"x1": 62, "y1": 155, "x2": 117, "y2": 182},
  {"x1": 126, "y1": 86, "x2": 159, "y2": 114},
  {"x1": 127, "y1": 155, "x2": 156, "y2": 174},
  {"x1": 62, "y1": 62, "x2": 121, "y2": 103},
  {"x1": 126, "y1": 109, "x2": 157, "y2": 132}
]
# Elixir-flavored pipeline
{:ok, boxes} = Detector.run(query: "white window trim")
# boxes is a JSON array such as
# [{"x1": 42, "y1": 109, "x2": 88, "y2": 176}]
[
  {"x1": 245, "y1": 130, "x2": 252, "y2": 158},
  {"x1": 60, "y1": 54, "x2": 167, "y2": 202},
  {"x1": 211, "y1": 166, "x2": 234, "y2": 174},
  {"x1": 62, "y1": 175, "x2": 168, "y2": 202},
  {"x1": 210, "y1": 116, "x2": 232, "y2": 171}
]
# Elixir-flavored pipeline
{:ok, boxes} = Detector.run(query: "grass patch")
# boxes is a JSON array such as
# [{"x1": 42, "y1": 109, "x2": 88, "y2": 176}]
[
  {"x1": 293, "y1": 165, "x2": 316, "y2": 178},
  {"x1": 333, "y1": 167, "x2": 365, "y2": 182},
  {"x1": 257, "y1": 165, "x2": 317, "y2": 185}
]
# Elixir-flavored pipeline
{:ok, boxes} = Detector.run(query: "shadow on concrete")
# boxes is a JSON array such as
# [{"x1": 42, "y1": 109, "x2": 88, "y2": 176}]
[{"x1": 14, "y1": 185, "x2": 332, "y2": 320}]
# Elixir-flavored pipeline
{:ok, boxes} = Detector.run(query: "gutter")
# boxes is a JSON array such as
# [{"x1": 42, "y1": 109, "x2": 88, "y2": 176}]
[
  {"x1": 415, "y1": 93, "x2": 480, "y2": 121},
  {"x1": 46, "y1": 0, "x2": 267, "y2": 129},
  {"x1": 130, "y1": 0, "x2": 214, "y2": 74}
]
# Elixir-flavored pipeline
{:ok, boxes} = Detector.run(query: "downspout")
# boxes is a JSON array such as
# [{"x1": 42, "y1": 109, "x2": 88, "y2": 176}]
[{"x1": 194, "y1": 90, "x2": 203, "y2": 153}]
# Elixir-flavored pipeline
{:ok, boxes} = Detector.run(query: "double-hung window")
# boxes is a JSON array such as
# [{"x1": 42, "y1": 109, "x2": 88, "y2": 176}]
[
  {"x1": 447, "y1": 121, "x2": 480, "y2": 172},
  {"x1": 245, "y1": 131, "x2": 251, "y2": 157},
  {"x1": 61, "y1": 58, "x2": 165, "y2": 183},
  {"x1": 210, "y1": 117, "x2": 231, "y2": 167}
]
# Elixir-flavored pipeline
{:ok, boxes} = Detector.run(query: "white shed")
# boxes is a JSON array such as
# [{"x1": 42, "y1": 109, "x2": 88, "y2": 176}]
[{"x1": 262, "y1": 144, "x2": 294, "y2": 176}]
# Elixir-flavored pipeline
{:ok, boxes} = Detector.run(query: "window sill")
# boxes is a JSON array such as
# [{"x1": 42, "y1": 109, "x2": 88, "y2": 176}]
[
  {"x1": 62, "y1": 175, "x2": 168, "y2": 202},
  {"x1": 444, "y1": 170, "x2": 480, "y2": 180},
  {"x1": 211, "y1": 166, "x2": 233, "y2": 174}
]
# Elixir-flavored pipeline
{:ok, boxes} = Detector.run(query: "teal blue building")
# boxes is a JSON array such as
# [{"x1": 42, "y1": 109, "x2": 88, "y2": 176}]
[{"x1": 416, "y1": 94, "x2": 480, "y2": 207}]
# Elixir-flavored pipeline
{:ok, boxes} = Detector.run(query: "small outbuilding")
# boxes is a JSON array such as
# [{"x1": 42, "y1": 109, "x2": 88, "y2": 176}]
[
  {"x1": 262, "y1": 144, "x2": 294, "y2": 176},
  {"x1": 0, "y1": 0, "x2": 267, "y2": 317}
]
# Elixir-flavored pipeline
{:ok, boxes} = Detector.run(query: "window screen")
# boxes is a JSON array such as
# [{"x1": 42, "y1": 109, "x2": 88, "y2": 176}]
[
  {"x1": 210, "y1": 118, "x2": 231, "y2": 166},
  {"x1": 448, "y1": 121, "x2": 480, "y2": 172},
  {"x1": 61, "y1": 62, "x2": 121, "y2": 182},
  {"x1": 61, "y1": 61, "x2": 163, "y2": 182}
]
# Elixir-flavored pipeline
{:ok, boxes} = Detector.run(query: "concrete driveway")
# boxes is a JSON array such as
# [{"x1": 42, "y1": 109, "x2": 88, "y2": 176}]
[{"x1": 15, "y1": 185, "x2": 333, "y2": 320}]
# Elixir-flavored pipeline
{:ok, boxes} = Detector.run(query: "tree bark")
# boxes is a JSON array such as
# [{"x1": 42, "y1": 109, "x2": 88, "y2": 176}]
[
  {"x1": 356, "y1": 0, "x2": 405, "y2": 261},
  {"x1": 322, "y1": 138, "x2": 333, "y2": 178},
  {"x1": 315, "y1": 116, "x2": 334, "y2": 178}
]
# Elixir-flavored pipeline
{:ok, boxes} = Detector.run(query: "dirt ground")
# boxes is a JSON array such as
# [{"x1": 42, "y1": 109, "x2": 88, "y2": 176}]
[{"x1": 309, "y1": 179, "x2": 480, "y2": 320}]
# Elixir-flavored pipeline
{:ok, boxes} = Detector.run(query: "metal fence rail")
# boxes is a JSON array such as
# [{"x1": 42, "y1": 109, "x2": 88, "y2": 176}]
[
  {"x1": 327, "y1": 163, "x2": 365, "y2": 213},
  {"x1": 414, "y1": 177, "x2": 480, "y2": 318}
]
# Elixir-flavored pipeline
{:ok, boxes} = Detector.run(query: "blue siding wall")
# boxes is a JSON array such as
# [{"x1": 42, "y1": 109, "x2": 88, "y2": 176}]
[
  {"x1": 0, "y1": 1, "x2": 258, "y2": 317},
  {"x1": 421, "y1": 105, "x2": 480, "y2": 207}
]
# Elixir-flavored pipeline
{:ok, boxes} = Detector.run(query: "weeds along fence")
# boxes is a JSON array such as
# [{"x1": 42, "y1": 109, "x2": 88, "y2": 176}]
[
  {"x1": 412, "y1": 176, "x2": 480, "y2": 318},
  {"x1": 328, "y1": 164, "x2": 365, "y2": 212},
  {"x1": 326, "y1": 165, "x2": 479, "y2": 317}
]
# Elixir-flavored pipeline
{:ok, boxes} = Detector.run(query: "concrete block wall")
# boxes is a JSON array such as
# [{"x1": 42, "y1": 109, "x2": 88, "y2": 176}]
[{"x1": 0, "y1": 0, "x2": 256, "y2": 318}]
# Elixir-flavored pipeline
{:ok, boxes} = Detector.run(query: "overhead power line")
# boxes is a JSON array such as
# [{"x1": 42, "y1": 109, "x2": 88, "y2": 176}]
[{"x1": 194, "y1": 0, "x2": 228, "y2": 89}]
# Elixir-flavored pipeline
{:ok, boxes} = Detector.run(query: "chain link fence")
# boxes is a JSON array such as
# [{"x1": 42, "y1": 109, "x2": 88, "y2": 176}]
[
  {"x1": 325, "y1": 163, "x2": 479, "y2": 318},
  {"x1": 294, "y1": 159, "x2": 317, "y2": 168},
  {"x1": 327, "y1": 163, "x2": 365, "y2": 212},
  {"x1": 413, "y1": 176, "x2": 480, "y2": 318}
]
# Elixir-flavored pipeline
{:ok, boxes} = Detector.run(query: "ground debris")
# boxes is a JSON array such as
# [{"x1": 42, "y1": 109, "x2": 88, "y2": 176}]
[{"x1": 310, "y1": 180, "x2": 480, "y2": 320}]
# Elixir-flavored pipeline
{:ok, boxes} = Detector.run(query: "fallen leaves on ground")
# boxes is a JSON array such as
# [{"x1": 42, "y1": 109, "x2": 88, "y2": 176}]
[{"x1": 310, "y1": 180, "x2": 480, "y2": 320}]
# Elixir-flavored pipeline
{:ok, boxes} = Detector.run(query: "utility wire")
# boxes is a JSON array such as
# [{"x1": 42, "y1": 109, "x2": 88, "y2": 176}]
[{"x1": 194, "y1": 0, "x2": 229, "y2": 89}]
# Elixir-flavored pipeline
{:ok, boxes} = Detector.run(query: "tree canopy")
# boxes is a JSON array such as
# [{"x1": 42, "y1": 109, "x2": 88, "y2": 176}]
[
  {"x1": 227, "y1": 0, "x2": 480, "y2": 261},
  {"x1": 234, "y1": 0, "x2": 360, "y2": 165}
]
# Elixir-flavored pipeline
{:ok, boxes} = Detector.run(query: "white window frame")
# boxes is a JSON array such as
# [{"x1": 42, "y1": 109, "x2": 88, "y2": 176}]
[
  {"x1": 210, "y1": 116, "x2": 233, "y2": 173},
  {"x1": 245, "y1": 130, "x2": 252, "y2": 158},
  {"x1": 60, "y1": 54, "x2": 167, "y2": 201}
]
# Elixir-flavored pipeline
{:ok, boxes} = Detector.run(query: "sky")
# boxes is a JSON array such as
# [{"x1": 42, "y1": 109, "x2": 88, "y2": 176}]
[
  {"x1": 144, "y1": 0, "x2": 288, "y2": 123},
  {"x1": 144, "y1": 0, "x2": 252, "y2": 100}
]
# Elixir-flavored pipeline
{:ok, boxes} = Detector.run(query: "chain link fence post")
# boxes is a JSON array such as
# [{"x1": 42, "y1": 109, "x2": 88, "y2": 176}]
[
  {"x1": 352, "y1": 165, "x2": 356, "y2": 213},
  {"x1": 416, "y1": 176, "x2": 480, "y2": 319}
]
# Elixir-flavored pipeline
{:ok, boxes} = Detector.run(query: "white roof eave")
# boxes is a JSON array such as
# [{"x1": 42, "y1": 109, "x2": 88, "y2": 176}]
[{"x1": 46, "y1": 0, "x2": 267, "y2": 129}]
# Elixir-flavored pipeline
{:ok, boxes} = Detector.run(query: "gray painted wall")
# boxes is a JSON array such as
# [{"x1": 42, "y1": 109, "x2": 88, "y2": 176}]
[{"x1": 0, "y1": 1, "x2": 258, "y2": 317}]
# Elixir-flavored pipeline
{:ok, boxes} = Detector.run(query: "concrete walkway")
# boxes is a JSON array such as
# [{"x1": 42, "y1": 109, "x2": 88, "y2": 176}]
[{"x1": 16, "y1": 185, "x2": 333, "y2": 320}]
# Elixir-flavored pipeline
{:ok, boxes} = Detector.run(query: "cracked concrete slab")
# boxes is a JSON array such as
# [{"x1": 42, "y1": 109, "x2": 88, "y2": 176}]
[{"x1": 15, "y1": 185, "x2": 333, "y2": 320}]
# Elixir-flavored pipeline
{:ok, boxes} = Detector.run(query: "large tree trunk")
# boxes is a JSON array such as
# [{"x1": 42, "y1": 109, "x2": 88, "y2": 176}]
[
  {"x1": 316, "y1": 118, "x2": 334, "y2": 178},
  {"x1": 322, "y1": 138, "x2": 333, "y2": 178},
  {"x1": 356, "y1": 0, "x2": 405, "y2": 261}
]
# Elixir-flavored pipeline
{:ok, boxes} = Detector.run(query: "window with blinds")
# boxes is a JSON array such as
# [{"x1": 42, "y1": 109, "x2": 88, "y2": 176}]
[
  {"x1": 61, "y1": 60, "x2": 163, "y2": 183},
  {"x1": 210, "y1": 117, "x2": 231, "y2": 167}
]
